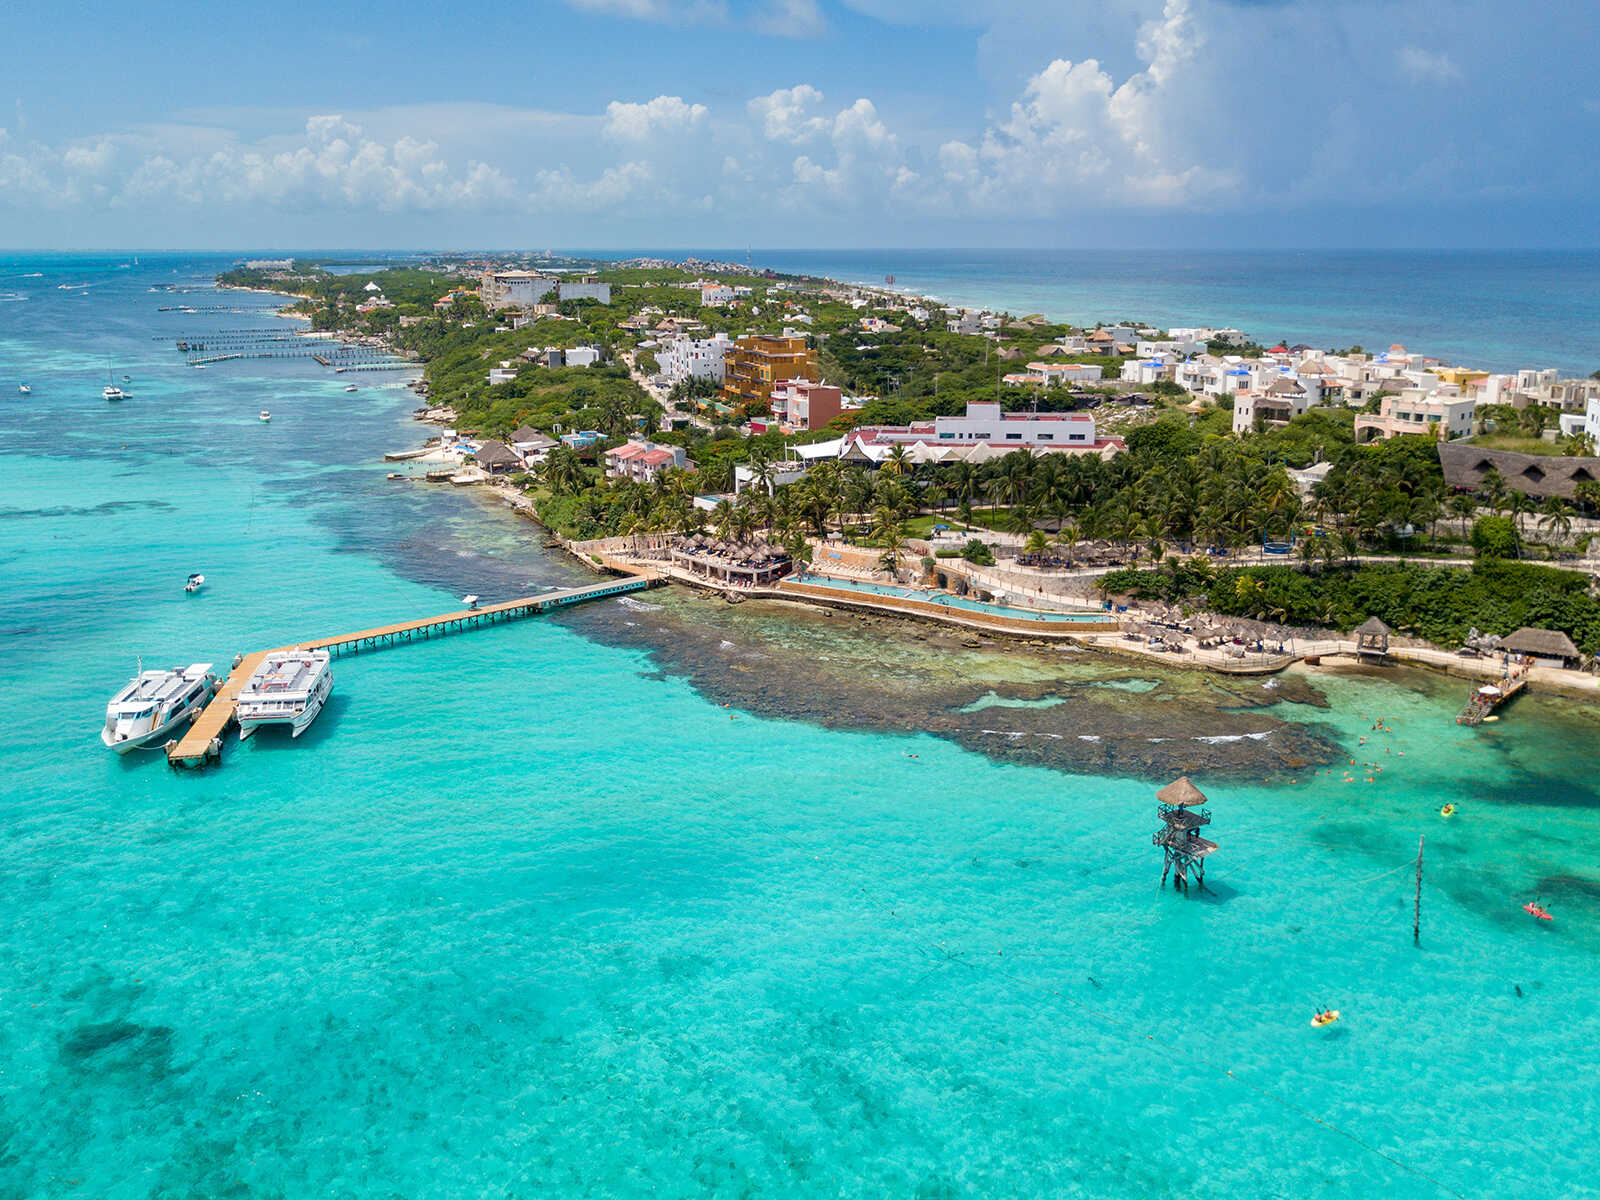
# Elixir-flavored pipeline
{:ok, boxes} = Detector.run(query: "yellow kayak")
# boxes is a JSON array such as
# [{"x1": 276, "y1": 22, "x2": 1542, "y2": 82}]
[{"x1": 1311, "y1": 1010, "x2": 1341, "y2": 1028}]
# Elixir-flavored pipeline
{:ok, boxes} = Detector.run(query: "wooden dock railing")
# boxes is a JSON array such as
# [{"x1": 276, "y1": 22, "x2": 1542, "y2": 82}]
[{"x1": 167, "y1": 575, "x2": 657, "y2": 769}]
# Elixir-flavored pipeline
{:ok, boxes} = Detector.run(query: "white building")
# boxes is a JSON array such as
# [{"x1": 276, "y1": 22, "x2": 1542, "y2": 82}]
[
  {"x1": 700, "y1": 284, "x2": 736, "y2": 306},
  {"x1": 559, "y1": 280, "x2": 611, "y2": 304},
  {"x1": 1353, "y1": 388, "x2": 1475, "y2": 443},
  {"x1": 487, "y1": 363, "x2": 519, "y2": 385},
  {"x1": 1231, "y1": 378, "x2": 1313, "y2": 433},
  {"x1": 859, "y1": 401, "x2": 1100, "y2": 448},
  {"x1": 563, "y1": 346, "x2": 601, "y2": 369},
  {"x1": 1584, "y1": 395, "x2": 1600, "y2": 444},
  {"x1": 1122, "y1": 358, "x2": 1176, "y2": 385},
  {"x1": 1024, "y1": 362, "x2": 1104, "y2": 385},
  {"x1": 480, "y1": 270, "x2": 557, "y2": 310},
  {"x1": 657, "y1": 334, "x2": 732, "y2": 385},
  {"x1": 1136, "y1": 338, "x2": 1205, "y2": 358}
]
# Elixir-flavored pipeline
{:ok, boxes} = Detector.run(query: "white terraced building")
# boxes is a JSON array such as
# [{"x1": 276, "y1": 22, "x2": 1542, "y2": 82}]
[
  {"x1": 840, "y1": 401, "x2": 1124, "y2": 462},
  {"x1": 480, "y1": 270, "x2": 557, "y2": 310},
  {"x1": 656, "y1": 334, "x2": 732, "y2": 385}
]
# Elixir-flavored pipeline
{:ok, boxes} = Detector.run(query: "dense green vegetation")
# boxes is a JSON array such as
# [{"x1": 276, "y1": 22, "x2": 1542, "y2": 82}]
[
  {"x1": 220, "y1": 257, "x2": 1600, "y2": 655},
  {"x1": 1101, "y1": 558, "x2": 1600, "y2": 651}
]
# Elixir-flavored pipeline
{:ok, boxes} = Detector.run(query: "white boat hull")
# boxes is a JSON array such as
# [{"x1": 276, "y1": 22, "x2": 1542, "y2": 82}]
[
  {"x1": 237, "y1": 670, "x2": 332, "y2": 742},
  {"x1": 100, "y1": 682, "x2": 215, "y2": 752}
]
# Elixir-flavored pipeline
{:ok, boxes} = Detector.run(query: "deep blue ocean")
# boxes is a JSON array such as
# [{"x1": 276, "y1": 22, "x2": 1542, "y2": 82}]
[
  {"x1": 2, "y1": 253, "x2": 1599, "y2": 1198},
  {"x1": 638, "y1": 248, "x2": 1600, "y2": 377}
]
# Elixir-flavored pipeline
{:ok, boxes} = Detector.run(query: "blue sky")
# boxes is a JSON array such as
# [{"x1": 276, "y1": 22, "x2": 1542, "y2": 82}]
[{"x1": 3, "y1": 0, "x2": 1598, "y2": 249}]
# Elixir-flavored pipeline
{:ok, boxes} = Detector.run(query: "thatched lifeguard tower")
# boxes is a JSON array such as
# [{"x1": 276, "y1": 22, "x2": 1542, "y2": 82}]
[
  {"x1": 1355, "y1": 616, "x2": 1391, "y2": 662},
  {"x1": 1153, "y1": 776, "x2": 1218, "y2": 893}
]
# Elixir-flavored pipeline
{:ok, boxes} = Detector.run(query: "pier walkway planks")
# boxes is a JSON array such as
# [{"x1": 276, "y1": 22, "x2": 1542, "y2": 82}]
[
  {"x1": 167, "y1": 575, "x2": 655, "y2": 768},
  {"x1": 166, "y1": 650, "x2": 270, "y2": 768}
]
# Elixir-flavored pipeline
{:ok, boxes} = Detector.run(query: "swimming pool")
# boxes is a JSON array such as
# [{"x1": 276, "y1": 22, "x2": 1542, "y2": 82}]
[{"x1": 795, "y1": 576, "x2": 1111, "y2": 623}]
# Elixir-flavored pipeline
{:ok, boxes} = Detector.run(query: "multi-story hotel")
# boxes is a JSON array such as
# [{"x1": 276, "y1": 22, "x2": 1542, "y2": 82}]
[{"x1": 720, "y1": 334, "x2": 817, "y2": 411}]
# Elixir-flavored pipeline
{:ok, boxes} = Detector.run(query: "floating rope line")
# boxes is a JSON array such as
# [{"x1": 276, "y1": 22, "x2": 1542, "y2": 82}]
[{"x1": 764, "y1": 824, "x2": 1470, "y2": 1200}]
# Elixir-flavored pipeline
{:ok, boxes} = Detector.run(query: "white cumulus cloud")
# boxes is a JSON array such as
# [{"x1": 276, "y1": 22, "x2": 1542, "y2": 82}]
[
  {"x1": 749, "y1": 84, "x2": 829, "y2": 143},
  {"x1": 603, "y1": 95, "x2": 709, "y2": 140}
]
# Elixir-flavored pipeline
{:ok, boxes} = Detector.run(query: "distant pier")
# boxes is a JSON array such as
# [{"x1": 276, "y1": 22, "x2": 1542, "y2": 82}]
[{"x1": 167, "y1": 575, "x2": 658, "y2": 769}]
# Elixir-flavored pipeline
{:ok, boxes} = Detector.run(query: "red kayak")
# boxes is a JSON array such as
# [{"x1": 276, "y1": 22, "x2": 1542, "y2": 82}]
[{"x1": 1523, "y1": 902, "x2": 1553, "y2": 922}]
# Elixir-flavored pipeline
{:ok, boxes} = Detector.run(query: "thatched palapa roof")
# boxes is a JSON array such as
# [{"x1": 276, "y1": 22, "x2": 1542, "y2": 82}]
[
  {"x1": 1438, "y1": 442, "x2": 1600, "y2": 501},
  {"x1": 1157, "y1": 776, "x2": 1208, "y2": 807},
  {"x1": 471, "y1": 439, "x2": 521, "y2": 468},
  {"x1": 1355, "y1": 616, "x2": 1391, "y2": 637},
  {"x1": 1501, "y1": 627, "x2": 1580, "y2": 659}
]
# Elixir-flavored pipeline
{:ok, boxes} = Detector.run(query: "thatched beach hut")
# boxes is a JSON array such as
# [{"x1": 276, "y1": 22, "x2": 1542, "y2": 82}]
[
  {"x1": 1355, "y1": 616, "x2": 1391, "y2": 661},
  {"x1": 1501, "y1": 627, "x2": 1582, "y2": 669}
]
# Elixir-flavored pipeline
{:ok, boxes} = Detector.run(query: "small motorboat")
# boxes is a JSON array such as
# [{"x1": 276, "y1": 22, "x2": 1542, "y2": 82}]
[
  {"x1": 184, "y1": 573, "x2": 206, "y2": 594},
  {"x1": 259, "y1": 410, "x2": 271, "y2": 421},
  {"x1": 18, "y1": 383, "x2": 30, "y2": 394},
  {"x1": 462, "y1": 594, "x2": 480, "y2": 610},
  {"x1": 1523, "y1": 901, "x2": 1553, "y2": 922},
  {"x1": 193, "y1": 363, "x2": 206, "y2": 369},
  {"x1": 122, "y1": 375, "x2": 132, "y2": 382},
  {"x1": 345, "y1": 384, "x2": 359, "y2": 392},
  {"x1": 1310, "y1": 1009, "x2": 1341, "y2": 1028}
]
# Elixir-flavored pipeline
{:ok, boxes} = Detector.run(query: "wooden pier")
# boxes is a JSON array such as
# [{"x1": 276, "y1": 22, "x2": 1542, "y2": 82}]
[
  {"x1": 1455, "y1": 665, "x2": 1529, "y2": 725},
  {"x1": 166, "y1": 576, "x2": 657, "y2": 768}
]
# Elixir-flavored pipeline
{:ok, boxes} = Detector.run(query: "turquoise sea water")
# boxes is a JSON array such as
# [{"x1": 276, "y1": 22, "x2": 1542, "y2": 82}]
[{"x1": 3, "y1": 255, "x2": 1600, "y2": 1198}]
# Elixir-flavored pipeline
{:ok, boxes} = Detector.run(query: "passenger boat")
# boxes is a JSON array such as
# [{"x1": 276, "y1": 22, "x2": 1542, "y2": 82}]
[
  {"x1": 259, "y1": 410, "x2": 271, "y2": 421},
  {"x1": 101, "y1": 663, "x2": 218, "y2": 752},
  {"x1": 184, "y1": 573, "x2": 206, "y2": 593},
  {"x1": 103, "y1": 384, "x2": 127, "y2": 401},
  {"x1": 236, "y1": 650, "x2": 333, "y2": 741}
]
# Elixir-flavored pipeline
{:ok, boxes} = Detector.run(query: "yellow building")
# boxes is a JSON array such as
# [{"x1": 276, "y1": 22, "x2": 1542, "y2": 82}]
[
  {"x1": 720, "y1": 335, "x2": 817, "y2": 411},
  {"x1": 1436, "y1": 367, "x2": 1491, "y2": 388}
]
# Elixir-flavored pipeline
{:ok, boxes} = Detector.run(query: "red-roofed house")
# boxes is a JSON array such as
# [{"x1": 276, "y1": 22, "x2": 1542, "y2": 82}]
[{"x1": 604, "y1": 439, "x2": 693, "y2": 483}]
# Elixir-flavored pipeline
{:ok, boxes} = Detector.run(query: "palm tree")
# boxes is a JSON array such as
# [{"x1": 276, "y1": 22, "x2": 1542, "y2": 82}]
[
  {"x1": 1538, "y1": 495, "x2": 1572, "y2": 549},
  {"x1": 872, "y1": 505, "x2": 906, "y2": 580},
  {"x1": 1507, "y1": 490, "x2": 1532, "y2": 544},
  {"x1": 1024, "y1": 529, "x2": 1050, "y2": 557},
  {"x1": 1052, "y1": 521, "x2": 1081, "y2": 561},
  {"x1": 1479, "y1": 468, "x2": 1509, "y2": 517},
  {"x1": 541, "y1": 446, "x2": 586, "y2": 497},
  {"x1": 1574, "y1": 479, "x2": 1600, "y2": 517},
  {"x1": 1448, "y1": 492, "x2": 1477, "y2": 541},
  {"x1": 711, "y1": 498, "x2": 735, "y2": 542}
]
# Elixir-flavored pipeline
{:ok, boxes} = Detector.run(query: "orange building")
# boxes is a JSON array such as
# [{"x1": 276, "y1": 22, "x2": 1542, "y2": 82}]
[{"x1": 720, "y1": 335, "x2": 817, "y2": 412}]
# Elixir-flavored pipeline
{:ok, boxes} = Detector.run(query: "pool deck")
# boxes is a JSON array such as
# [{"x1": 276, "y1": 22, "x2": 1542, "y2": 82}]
[{"x1": 759, "y1": 579, "x2": 1119, "y2": 638}]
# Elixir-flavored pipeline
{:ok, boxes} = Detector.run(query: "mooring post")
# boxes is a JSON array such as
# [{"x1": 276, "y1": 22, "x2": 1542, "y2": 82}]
[{"x1": 1413, "y1": 835, "x2": 1424, "y2": 947}]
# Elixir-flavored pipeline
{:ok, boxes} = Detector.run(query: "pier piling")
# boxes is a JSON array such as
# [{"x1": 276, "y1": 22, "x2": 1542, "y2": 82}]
[{"x1": 167, "y1": 575, "x2": 657, "y2": 769}]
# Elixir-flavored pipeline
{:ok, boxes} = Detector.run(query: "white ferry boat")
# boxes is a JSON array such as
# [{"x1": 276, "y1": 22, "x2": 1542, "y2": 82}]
[
  {"x1": 101, "y1": 663, "x2": 218, "y2": 752},
  {"x1": 236, "y1": 649, "x2": 333, "y2": 741}
]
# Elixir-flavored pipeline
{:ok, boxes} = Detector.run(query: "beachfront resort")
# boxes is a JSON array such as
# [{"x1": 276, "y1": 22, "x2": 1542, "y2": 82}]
[{"x1": 211, "y1": 253, "x2": 1599, "y2": 713}]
